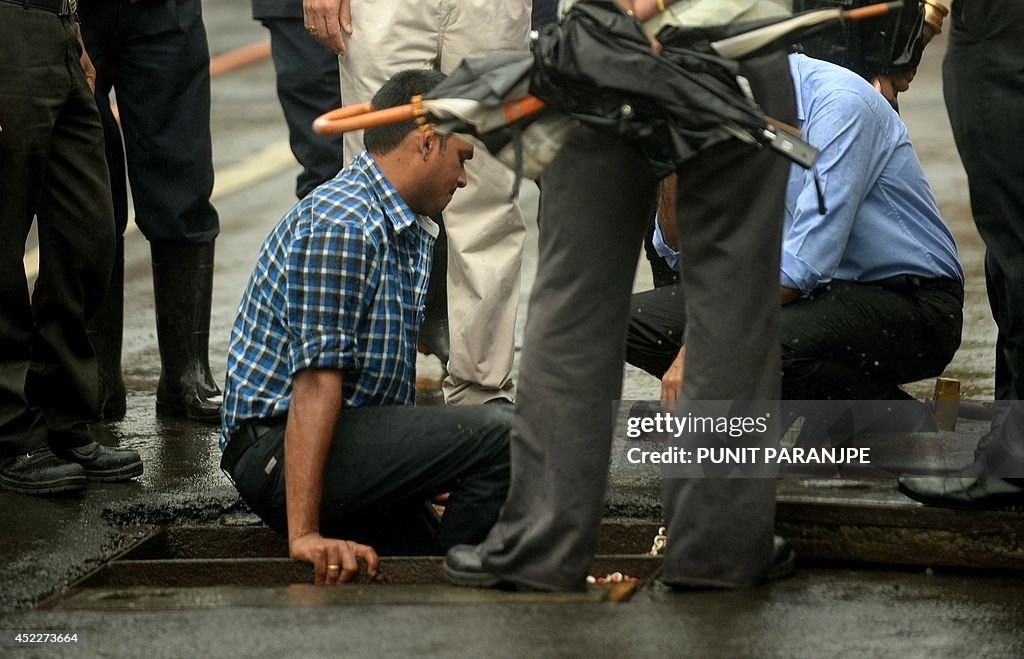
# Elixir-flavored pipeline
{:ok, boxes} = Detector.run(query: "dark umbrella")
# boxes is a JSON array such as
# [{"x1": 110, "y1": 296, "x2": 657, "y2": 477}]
[{"x1": 314, "y1": 0, "x2": 903, "y2": 178}]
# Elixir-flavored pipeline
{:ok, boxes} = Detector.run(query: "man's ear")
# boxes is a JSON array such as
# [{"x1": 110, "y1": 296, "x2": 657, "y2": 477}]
[{"x1": 420, "y1": 129, "x2": 438, "y2": 161}]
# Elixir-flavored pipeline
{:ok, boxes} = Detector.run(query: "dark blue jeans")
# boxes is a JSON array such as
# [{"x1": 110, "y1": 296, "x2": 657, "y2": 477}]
[
  {"x1": 225, "y1": 404, "x2": 511, "y2": 555},
  {"x1": 260, "y1": 17, "x2": 344, "y2": 199},
  {"x1": 79, "y1": 0, "x2": 218, "y2": 242}
]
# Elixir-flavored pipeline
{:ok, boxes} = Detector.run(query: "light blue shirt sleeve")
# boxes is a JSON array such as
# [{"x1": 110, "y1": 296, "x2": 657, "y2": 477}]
[
  {"x1": 781, "y1": 90, "x2": 883, "y2": 294},
  {"x1": 780, "y1": 55, "x2": 963, "y2": 292}
]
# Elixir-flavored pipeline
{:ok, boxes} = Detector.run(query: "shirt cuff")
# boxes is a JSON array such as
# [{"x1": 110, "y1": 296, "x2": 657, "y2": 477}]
[
  {"x1": 780, "y1": 252, "x2": 824, "y2": 295},
  {"x1": 652, "y1": 218, "x2": 680, "y2": 270},
  {"x1": 288, "y1": 333, "x2": 357, "y2": 376}
]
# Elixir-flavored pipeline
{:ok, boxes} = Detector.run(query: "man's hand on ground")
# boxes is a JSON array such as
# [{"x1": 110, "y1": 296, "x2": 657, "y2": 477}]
[
  {"x1": 303, "y1": 0, "x2": 352, "y2": 55},
  {"x1": 660, "y1": 346, "x2": 685, "y2": 410},
  {"x1": 290, "y1": 531, "x2": 379, "y2": 585}
]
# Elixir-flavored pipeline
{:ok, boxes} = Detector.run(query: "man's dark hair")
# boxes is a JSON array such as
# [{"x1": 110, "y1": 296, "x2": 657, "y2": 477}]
[{"x1": 364, "y1": 69, "x2": 447, "y2": 155}]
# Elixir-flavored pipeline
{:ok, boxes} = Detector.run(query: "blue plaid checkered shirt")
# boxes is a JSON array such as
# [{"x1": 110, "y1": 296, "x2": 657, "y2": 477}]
[{"x1": 220, "y1": 150, "x2": 438, "y2": 450}]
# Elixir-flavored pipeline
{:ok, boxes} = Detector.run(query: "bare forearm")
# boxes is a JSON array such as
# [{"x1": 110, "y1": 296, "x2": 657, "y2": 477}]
[
  {"x1": 658, "y1": 174, "x2": 680, "y2": 251},
  {"x1": 285, "y1": 368, "x2": 343, "y2": 543}
]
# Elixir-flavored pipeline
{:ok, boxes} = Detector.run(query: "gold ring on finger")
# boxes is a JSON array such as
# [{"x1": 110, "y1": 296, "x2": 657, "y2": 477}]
[
  {"x1": 306, "y1": 24, "x2": 318, "y2": 34},
  {"x1": 326, "y1": 564, "x2": 340, "y2": 571}
]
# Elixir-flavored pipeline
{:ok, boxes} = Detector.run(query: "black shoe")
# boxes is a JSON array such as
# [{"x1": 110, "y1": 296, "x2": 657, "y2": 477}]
[
  {"x1": 53, "y1": 441, "x2": 143, "y2": 482},
  {"x1": 0, "y1": 449, "x2": 87, "y2": 495},
  {"x1": 898, "y1": 472, "x2": 1024, "y2": 511},
  {"x1": 764, "y1": 535, "x2": 797, "y2": 581},
  {"x1": 444, "y1": 544, "x2": 504, "y2": 588}
]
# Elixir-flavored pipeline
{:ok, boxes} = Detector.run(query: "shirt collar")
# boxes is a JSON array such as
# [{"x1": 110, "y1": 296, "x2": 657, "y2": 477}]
[{"x1": 355, "y1": 149, "x2": 427, "y2": 236}]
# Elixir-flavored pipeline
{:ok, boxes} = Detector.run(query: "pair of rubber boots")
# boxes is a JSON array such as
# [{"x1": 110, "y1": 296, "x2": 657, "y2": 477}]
[{"x1": 87, "y1": 238, "x2": 222, "y2": 424}]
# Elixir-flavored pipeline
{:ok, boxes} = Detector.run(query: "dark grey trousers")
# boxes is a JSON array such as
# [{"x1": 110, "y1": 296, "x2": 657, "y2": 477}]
[
  {"x1": 479, "y1": 51, "x2": 796, "y2": 590},
  {"x1": 0, "y1": 7, "x2": 115, "y2": 456},
  {"x1": 944, "y1": 0, "x2": 1024, "y2": 476}
]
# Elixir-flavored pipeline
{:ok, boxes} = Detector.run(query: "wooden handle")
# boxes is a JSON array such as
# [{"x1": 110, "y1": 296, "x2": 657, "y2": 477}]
[
  {"x1": 845, "y1": 1, "x2": 902, "y2": 22},
  {"x1": 502, "y1": 95, "x2": 546, "y2": 123},
  {"x1": 313, "y1": 103, "x2": 418, "y2": 135},
  {"x1": 315, "y1": 103, "x2": 374, "y2": 123}
]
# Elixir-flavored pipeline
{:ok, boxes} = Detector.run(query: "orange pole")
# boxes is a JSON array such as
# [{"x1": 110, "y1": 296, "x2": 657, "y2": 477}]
[
  {"x1": 316, "y1": 103, "x2": 374, "y2": 122},
  {"x1": 209, "y1": 40, "x2": 272, "y2": 77},
  {"x1": 313, "y1": 103, "x2": 420, "y2": 135},
  {"x1": 844, "y1": 1, "x2": 899, "y2": 21},
  {"x1": 502, "y1": 95, "x2": 546, "y2": 123}
]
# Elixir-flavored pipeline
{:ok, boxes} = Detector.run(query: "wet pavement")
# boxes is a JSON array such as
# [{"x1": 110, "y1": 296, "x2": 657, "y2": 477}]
[{"x1": 3, "y1": 2, "x2": 1023, "y2": 656}]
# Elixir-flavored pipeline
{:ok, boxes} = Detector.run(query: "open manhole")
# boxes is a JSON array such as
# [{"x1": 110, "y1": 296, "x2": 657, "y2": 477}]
[
  {"x1": 40, "y1": 494, "x2": 1024, "y2": 611},
  {"x1": 41, "y1": 521, "x2": 664, "y2": 610}
]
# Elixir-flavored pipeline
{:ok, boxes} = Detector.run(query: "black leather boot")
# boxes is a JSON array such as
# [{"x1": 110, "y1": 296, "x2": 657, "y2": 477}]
[
  {"x1": 418, "y1": 217, "x2": 450, "y2": 365},
  {"x1": 151, "y1": 240, "x2": 222, "y2": 424},
  {"x1": 87, "y1": 235, "x2": 127, "y2": 420}
]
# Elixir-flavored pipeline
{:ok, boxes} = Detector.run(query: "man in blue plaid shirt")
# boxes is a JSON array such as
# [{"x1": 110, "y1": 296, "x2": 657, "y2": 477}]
[{"x1": 220, "y1": 70, "x2": 511, "y2": 585}]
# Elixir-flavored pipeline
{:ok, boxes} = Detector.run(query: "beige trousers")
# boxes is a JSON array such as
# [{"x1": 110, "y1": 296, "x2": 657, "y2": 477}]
[{"x1": 339, "y1": 0, "x2": 531, "y2": 404}]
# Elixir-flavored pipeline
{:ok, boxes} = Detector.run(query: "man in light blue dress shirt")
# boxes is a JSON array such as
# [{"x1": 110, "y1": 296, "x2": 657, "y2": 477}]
[{"x1": 627, "y1": 54, "x2": 964, "y2": 409}]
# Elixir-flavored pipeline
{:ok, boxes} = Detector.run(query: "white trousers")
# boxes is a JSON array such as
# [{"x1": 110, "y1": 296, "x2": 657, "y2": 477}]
[{"x1": 340, "y1": 0, "x2": 531, "y2": 404}]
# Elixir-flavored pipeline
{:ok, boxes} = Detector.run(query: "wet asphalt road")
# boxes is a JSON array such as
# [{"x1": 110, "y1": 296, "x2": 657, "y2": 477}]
[{"x1": 2, "y1": 1, "x2": 1022, "y2": 656}]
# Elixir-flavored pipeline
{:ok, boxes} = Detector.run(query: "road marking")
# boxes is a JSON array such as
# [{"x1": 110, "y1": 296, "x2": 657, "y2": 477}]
[{"x1": 23, "y1": 139, "x2": 295, "y2": 279}]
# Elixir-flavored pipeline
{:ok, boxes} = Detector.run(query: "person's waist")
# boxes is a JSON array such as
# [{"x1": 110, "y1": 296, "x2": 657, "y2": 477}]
[
  {"x1": 866, "y1": 274, "x2": 963, "y2": 292},
  {"x1": 221, "y1": 418, "x2": 285, "y2": 478},
  {"x1": 0, "y1": 0, "x2": 75, "y2": 15}
]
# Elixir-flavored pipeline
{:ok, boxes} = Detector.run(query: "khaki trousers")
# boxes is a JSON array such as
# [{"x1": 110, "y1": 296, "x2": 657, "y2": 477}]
[{"x1": 340, "y1": 0, "x2": 531, "y2": 404}]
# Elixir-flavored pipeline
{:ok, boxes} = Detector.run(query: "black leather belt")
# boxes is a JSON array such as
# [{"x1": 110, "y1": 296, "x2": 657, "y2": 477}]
[
  {"x1": 220, "y1": 419, "x2": 282, "y2": 478},
  {"x1": 0, "y1": 0, "x2": 75, "y2": 15},
  {"x1": 870, "y1": 275, "x2": 962, "y2": 294}
]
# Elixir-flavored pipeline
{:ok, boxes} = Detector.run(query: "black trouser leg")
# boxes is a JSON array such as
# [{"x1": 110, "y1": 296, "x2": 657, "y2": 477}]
[
  {"x1": 86, "y1": 92, "x2": 128, "y2": 420},
  {"x1": 262, "y1": 17, "x2": 344, "y2": 199},
  {"x1": 0, "y1": 10, "x2": 52, "y2": 457},
  {"x1": 625, "y1": 284, "x2": 687, "y2": 379},
  {"x1": 0, "y1": 8, "x2": 114, "y2": 455},
  {"x1": 660, "y1": 50, "x2": 796, "y2": 588},
  {"x1": 79, "y1": 0, "x2": 219, "y2": 243},
  {"x1": 780, "y1": 280, "x2": 962, "y2": 400},
  {"x1": 944, "y1": 0, "x2": 1024, "y2": 473},
  {"x1": 625, "y1": 280, "x2": 963, "y2": 400},
  {"x1": 229, "y1": 405, "x2": 511, "y2": 553}
]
